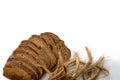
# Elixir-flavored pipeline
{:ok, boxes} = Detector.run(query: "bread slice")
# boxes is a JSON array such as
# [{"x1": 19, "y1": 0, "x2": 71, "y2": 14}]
[
  {"x1": 12, "y1": 49, "x2": 44, "y2": 78},
  {"x1": 20, "y1": 40, "x2": 50, "y2": 68},
  {"x1": 41, "y1": 32, "x2": 71, "y2": 62},
  {"x1": 7, "y1": 55, "x2": 39, "y2": 79},
  {"x1": 29, "y1": 35, "x2": 56, "y2": 68},
  {"x1": 3, "y1": 60, "x2": 37, "y2": 80},
  {"x1": 40, "y1": 33, "x2": 58, "y2": 58}
]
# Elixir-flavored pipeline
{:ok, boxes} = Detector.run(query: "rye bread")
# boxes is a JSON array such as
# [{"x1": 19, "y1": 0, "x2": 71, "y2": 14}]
[
  {"x1": 40, "y1": 33, "x2": 57, "y2": 58},
  {"x1": 7, "y1": 55, "x2": 38, "y2": 79},
  {"x1": 3, "y1": 32, "x2": 71, "y2": 80},
  {"x1": 29, "y1": 35, "x2": 56, "y2": 68},
  {"x1": 42, "y1": 32, "x2": 60, "y2": 43},
  {"x1": 12, "y1": 50, "x2": 44, "y2": 78},
  {"x1": 8, "y1": 55, "x2": 40, "y2": 78},
  {"x1": 19, "y1": 40, "x2": 50, "y2": 68},
  {"x1": 4, "y1": 60, "x2": 37, "y2": 80},
  {"x1": 16, "y1": 46, "x2": 48, "y2": 67},
  {"x1": 41, "y1": 32, "x2": 71, "y2": 62}
]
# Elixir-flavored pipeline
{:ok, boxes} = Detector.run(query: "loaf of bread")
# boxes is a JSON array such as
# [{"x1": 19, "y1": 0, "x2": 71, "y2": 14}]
[{"x1": 3, "y1": 32, "x2": 71, "y2": 80}]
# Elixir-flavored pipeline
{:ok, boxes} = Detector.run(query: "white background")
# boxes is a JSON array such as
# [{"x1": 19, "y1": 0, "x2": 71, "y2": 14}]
[{"x1": 0, "y1": 0, "x2": 120, "y2": 80}]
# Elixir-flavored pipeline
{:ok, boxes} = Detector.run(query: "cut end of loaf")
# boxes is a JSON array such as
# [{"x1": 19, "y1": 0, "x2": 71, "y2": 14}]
[{"x1": 3, "y1": 66, "x2": 34, "y2": 80}]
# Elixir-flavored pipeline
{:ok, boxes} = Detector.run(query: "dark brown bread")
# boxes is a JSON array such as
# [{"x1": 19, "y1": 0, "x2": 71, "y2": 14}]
[
  {"x1": 40, "y1": 33, "x2": 58, "y2": 58},
  {"x1": 18, "y1": 46, "x2": 48, "y2": 67},
  {"x1": 41, "y1": 32, "x2": 71, "y2": 61},
  {"x1": 3, "y1": 32, "x2": 71, "y2": 80},
  {"x1": 16, "y1": 46, "x2": 46, "y2": 66},
  {"x1": 20, "y1": 40, "x2": 50, "y2": 68},
  {"x1": 29, "y1": 35, "x2": 56, "y2": 68},
  {"x1": 43, "y1": 32, "x2": 60, "y2": 43},
  {"x1": 12, "y1": 50, "x2": 44, "y2": 77},
  {"x1": 12, "y1": 55, "x2": 39, "y2": 75},
  {"x1": 4, "y1": 60, "x2": 37, "y2": 80},
  {"x1": 7, "y1": 55, "x2": 39, "y2": 79}
]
